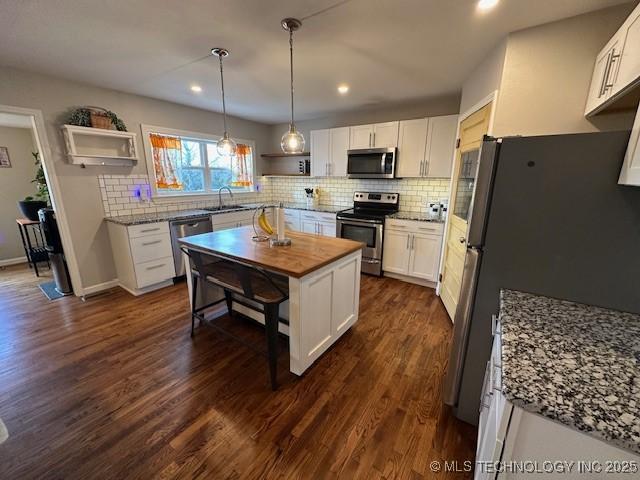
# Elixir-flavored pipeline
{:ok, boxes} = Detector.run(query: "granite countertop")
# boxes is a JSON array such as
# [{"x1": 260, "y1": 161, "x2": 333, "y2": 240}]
[
  {"x1": 104, "y1": 203, "x2": 344, "y2": 226},
  {"x1": 499, "y1": 289, "x2": 640, "y2": 454},
  {"x1": 387, "y1": 212, "x2": 445, "y2": 223},
  {"x1": 104, "y1": 209, "x2": 215, "y2": 226},
  {"x1": 280, "y1": 203, "x2": 344, "y2": 214}
]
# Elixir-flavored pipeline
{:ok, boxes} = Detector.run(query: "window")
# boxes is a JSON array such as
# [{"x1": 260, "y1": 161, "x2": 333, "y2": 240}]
[{"x1": 142, "y1": 125, "x2": 255, "y2": 197}]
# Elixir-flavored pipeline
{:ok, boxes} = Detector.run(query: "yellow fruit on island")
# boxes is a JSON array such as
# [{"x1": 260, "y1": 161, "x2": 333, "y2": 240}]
[{"x1": 258, "y1": 209, "x2": 274, "y2": 235}]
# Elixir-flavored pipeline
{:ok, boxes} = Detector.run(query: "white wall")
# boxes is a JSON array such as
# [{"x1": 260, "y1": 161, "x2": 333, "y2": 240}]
[
  {"x1": 493, "y1": 4, "x2": 636, "y2": 136},
  {"x1": 0, "y1": 67, "x2": 273, "y2": 291},
  {"x1": 0, "y1": 126, "x2": 38, "y2": 261},
  {"x1": 459, "y1": 39, "x2": 506, "y2": 116}
]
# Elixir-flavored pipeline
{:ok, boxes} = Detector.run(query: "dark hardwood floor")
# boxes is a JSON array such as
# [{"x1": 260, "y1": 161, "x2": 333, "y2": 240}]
[{"x1": 0, "y1": 263, "x2": 476, "y2": 479}]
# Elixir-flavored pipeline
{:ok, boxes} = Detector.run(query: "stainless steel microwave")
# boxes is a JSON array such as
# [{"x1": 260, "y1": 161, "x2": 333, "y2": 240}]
[{"x1": 347, "y1": 147, "x2": 396, "y2": 179}]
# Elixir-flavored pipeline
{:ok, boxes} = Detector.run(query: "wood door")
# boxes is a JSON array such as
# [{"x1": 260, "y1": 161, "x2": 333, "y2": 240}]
[
  {"x1": 372, "y1": 121, "x2": 399, "y2": 148},
  {"x1": 396, "y1": 118, "x2": 428, "y2": 178},
  {"x1": 310, "y1": 129, "x2": 330, "y2": 177},
  {"x1": 408, "y1": 232, "x2": 441, "y2": 281},
  {"x1": 329, "y1": 127, "x2": 349, "y2": 177},
  {"x1": 349, "y1": 124, "x2": 373, "y2": 149},
  {"x1": 381, "y1": 230, "x2": 410, "y2": 274},
  {"x1": 425, "y1": 114, "x2": 458, "y2": 178},
  {"x1": 440, "y1": 103, "x2": 492, "y2": 320}
]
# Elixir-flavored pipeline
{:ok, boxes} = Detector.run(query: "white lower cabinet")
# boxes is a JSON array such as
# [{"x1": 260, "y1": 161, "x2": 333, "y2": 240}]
[
  {"x1": 108, "y1": 220, "x2": 176, "y2": 295},
  {"x1": 382, "y1": 219, "x2": 443, "y2": 283},
  {"x1": 475, "y1": 318, "x2": 640, "y2": 480},
  {"x1": 210, "y1": 210, "x2": 256, "y2": 231},
  {"x1": 298, "y1": 211, "x2": 336, "y2": 237}
]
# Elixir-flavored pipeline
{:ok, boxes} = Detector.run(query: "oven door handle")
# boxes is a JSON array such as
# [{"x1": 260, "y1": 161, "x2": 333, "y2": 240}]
[{"x1": 337, "y1": 218, "x2": 382, "y2": 226}]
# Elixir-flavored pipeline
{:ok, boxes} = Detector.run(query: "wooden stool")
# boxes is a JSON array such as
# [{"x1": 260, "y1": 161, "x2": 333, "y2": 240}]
[{"x1": 182, "y1": 247, "x2": 289, "y2": 390}]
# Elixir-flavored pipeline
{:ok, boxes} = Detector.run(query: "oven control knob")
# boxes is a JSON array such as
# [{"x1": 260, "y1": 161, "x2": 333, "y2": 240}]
[{"x1": 387, "y1": 195, "x2": 391, "y2": 199}]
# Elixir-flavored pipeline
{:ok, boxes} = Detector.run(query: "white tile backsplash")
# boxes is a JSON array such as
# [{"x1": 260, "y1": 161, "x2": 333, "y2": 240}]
[{"x1": 98, "y1": 173, "x2": 450, "y2": 217}]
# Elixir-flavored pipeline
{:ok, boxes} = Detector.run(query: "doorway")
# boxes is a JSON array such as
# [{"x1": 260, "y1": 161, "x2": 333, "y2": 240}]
[
  {"x1": 0, "y1": 105, "x2": 79, "y2": 296},
  {"x1": 440, "y1": 102, "x2": 493, "y2": 319}
]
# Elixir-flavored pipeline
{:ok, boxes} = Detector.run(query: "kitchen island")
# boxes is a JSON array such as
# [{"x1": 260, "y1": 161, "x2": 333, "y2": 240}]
[{"x1": 178, "y1": 226, "x2": 363, "y2": 375}]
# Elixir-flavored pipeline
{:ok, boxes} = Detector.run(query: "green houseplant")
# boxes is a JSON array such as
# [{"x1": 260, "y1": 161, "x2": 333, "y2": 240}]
[
  {"x1": 68, "y1": 106, "x2": 127, "y2": 131},
  {"x1": 18, "y1": 152, "x2": 49, "y2": 221}
]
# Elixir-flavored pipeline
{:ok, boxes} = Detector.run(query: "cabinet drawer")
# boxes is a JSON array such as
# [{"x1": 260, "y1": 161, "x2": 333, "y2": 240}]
[
  {"x1": 134, "y1": 256, "x2": 176, "y2": 288},
  {"x1": 316, "y1": 212, "x2": 336, "y2": 223},
  {"x1": 386, "y1": 218, "x2": 444, "y2": 234},
  {"x1": 128, "y1": 221, "x2": 169, "y2": 238},
  {"x1": 130, "y1": 233, "x2": 173, "y2": 264}
]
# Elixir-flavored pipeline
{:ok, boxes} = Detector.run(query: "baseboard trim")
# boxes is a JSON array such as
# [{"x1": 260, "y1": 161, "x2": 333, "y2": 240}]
[
  {"x1": 0, "y1": 256, "x2": 27, "y2": 267},
  {"x1": 117, "y1": 279, "x2": 174, "y2": 297},
  {"x1": 81, "y1": 279, "x2": 119, "y2": 297},
  {"x1": 383, "y1": 272, "x2": 437, "y2": 289}
]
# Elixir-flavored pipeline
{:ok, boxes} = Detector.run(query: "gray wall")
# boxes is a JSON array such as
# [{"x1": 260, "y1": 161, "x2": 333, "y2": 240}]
[
  {"x1": 0, "y1": 126, "x2": 38, "y2": 261},
  {"x1": 459, "y1": 40, "x2": 506, "y2": 116},
  {"x1": 0, "y1": 67, "x2": 273, "y2": 290},
  {"x1": 268, "y1": 94, "x2": 461, "y2": 151}
]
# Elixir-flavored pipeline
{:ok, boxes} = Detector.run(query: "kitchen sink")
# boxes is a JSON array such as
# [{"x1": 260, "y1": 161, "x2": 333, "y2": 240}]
[{"x1": 205, "y1": 205, "x2": 249, "y2": 212}]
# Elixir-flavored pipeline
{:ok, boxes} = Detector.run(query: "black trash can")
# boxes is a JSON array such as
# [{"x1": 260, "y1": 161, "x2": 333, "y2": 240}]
[{"x1": 38, "y1": 208, "x2": 73, "y2": 295}]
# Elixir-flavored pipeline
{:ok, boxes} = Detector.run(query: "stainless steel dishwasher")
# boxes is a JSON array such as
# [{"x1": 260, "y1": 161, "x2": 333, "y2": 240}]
[{"x1": 169, "y1": 216, "x2": 211, "y2": 277}]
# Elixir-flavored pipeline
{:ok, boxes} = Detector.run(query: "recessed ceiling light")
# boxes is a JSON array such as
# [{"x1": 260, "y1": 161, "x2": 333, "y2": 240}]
[
  {"x1": 477, "y1": 0, "x2": 499, "y2": 11},
  {"x1": 190, "y1": 85, "x2": 203, "y2": 93},
  {"x1": 337, "y1": 84, "x2": 350, "y2": 95}
]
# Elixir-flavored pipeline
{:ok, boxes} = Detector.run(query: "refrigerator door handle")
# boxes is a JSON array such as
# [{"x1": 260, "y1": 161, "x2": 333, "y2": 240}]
[
  {"x1": 467, "y1": 139, "x2": 501, "y2": 248},
  {"x1": 443, "y1": 247, "x2": 482, "y2": 406}
]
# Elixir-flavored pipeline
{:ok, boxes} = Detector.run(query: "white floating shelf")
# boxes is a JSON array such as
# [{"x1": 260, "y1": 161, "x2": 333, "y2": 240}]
[{"x1": 62, "y1": 124, "x2": 138, "y2": 166}]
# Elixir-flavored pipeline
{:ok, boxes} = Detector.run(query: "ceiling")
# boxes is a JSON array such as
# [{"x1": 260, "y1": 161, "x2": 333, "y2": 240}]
[{"x1": 0, "y1": 0, "x2": 630, "y2": 124}]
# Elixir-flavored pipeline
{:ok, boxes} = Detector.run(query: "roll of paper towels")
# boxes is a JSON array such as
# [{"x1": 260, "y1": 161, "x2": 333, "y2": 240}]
[{"x1": 276, "y1": 204, "x2": 285, "y2": 241}]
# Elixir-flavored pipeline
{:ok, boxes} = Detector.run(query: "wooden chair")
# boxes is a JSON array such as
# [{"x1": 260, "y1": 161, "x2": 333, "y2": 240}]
[{"x1": 181, "y1": 247, "x2": 289, "y2": 390}]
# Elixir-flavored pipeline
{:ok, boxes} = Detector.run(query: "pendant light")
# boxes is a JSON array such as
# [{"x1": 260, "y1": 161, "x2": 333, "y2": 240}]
[
  {"x1": 211, "y1": 47, "x2": 237, "y2": 157},
  {"x1": 280, "y1": 18, "x2": 305, "y2": 154}
]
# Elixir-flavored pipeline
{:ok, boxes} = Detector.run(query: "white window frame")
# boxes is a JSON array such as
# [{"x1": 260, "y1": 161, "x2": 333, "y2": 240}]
[{"x1": 140, "y1": 124, "x2": 256, "y2": 200}]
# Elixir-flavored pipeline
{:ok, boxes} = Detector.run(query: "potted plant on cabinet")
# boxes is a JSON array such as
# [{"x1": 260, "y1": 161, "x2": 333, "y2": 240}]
[{"x1": 18, "y1": 152, "x2": 49, "y2": 221}]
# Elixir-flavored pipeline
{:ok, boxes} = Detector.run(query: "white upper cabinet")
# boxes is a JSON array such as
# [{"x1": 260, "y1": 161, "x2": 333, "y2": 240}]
[
  {"x1": 310, "y1": 127, "x2": 348, "y2": 177},
  {"x1": 349, "y1": 124, "x2": 374, "y2": 149},
  {"x1": 397, "y1": 118, "x2": 428, "y2": 178},
  {"x1": 310, "y1": 129, "x2": 330, "y2": 177},
  {"x1": 618, "y1": 103, "x2": 640, "y2": 185},
  {"x1": 616, "y1": 8, "x2": 640, "y2": 96},
  {"x1": 585, "y1": 2, "x2": 640, "y2": 116},
  {"x1": 372, "y1": 121, "x2": 399, "y2": 148},
  {"x1": 348, "y1": 122, "x2": 399, "y2": 149},
  {"x1": 329, "y1": 127, "x2": 349, "y2": 177},
  {"x1": 396, "y1": 115, "x2": 457, "y2": 178},
  {"x1": 426, "y1": 114, "x2": 458, "y2": 178}
]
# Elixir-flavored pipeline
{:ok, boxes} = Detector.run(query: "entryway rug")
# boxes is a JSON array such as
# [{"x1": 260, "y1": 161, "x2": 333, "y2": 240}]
[
  {"x1": 39, "y1": 281, "x2": 64, "y2": 300},
  {"x1": 0, "y1": 418, "x2": 8, "y2": 444}
]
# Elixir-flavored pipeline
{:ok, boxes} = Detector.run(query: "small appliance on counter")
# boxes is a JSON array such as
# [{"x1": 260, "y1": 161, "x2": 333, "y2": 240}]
[
  {"x1": 38, "y1": 208, "x2": 73, "y2": 295},
  {"x1": 336, "y1": 191, "x2": 399, "y2": 276},
  {"x1": 426, "y1": 202, "x2": 442, "y2": 221}
]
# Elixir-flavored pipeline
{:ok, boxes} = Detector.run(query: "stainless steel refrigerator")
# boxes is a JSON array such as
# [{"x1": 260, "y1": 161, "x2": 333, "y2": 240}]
[{"x1": 443, "y1": 130, "x2": 640, "y2": 425}]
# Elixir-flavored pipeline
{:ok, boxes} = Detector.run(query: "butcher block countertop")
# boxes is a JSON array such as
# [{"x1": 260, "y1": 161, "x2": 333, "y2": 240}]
[{"x1": 178, "y1": 226, "x2": 364, "y2": 278}]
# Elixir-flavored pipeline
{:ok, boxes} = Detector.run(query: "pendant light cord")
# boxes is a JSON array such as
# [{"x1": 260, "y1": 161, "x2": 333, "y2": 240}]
[
  {"x1": 289, "y1": 29, "x2": 295, "y2": 129},
  {"x1": 219, "y1": 55, "x2": 228, "y2": 134}
]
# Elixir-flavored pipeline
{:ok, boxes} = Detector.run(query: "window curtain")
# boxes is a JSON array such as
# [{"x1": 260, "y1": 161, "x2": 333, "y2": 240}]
[
  {"x1": 231, "y1": 144, "x2": 253, "y2": 187},
  {"x1": 150, "y1": 134, "x2": 182, "y2": 190}
]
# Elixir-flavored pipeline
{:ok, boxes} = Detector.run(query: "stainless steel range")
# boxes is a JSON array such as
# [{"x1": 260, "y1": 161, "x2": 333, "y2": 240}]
[{"x1": 336, "y1": 191, "x2": 400, "y2": 276}]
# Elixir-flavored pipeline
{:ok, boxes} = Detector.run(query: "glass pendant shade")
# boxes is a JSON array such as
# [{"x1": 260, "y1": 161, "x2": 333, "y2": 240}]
[
  {"x1": 217, "y1": 132, "x2": 237, "y2": 157},
  {"x1": 281, "y1": 124, "x2": 305, "y2": 154}
]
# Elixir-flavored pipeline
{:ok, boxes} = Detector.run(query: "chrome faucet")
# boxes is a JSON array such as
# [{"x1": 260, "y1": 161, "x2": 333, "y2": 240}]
[{"x1": 218, "y1": 186, "x2": 234, "y2": 208}]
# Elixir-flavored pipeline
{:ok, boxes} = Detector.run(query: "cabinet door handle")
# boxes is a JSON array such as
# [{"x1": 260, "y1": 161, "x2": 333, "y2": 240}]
[
  {"x1": 603, "y1": 50, "x2": 621, "y2": 92},
  {"x1": 599, "y1": 50, "x2": 614, "y2": 97},
  {"x1": 142, "y1": 240, "x2": 161, "y2": 246},
  {"x1": 146, "y1": 263, "x2": 166, "y2": 271},
  {"x1": 368, "y1": 132, "x2": 372, "y2": 147},
  {"x1": 406, "y1": 234, "x2": 410, "y2": 249},
  {"x1": 423, "y1": 160, "x2": 428, "y2": 177},
  {"x1": 411, "y1": 234, "x2": 415, "y2": 250},
  {"x1": 372, "y1": 132, "x2": 376, "y2": 147}
]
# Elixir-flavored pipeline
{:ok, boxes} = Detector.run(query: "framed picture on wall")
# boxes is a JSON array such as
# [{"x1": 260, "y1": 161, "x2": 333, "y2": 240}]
[{"x1": 0, "y1": 147, "x2": 10, "y2": 168}]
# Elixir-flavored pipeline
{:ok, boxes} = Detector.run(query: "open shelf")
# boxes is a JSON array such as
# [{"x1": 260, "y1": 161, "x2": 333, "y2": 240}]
[
  {"x1": 62, "y1": 125, "x2": 138, "y2": 166},
  {"x1": 261, "y1": 152, "x2": 310, "y2": 158}
]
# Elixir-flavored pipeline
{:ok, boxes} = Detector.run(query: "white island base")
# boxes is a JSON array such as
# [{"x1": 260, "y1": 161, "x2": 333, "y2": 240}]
[{"x1": 185, "y1": 250, "x2": 362, "y2": 376}]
